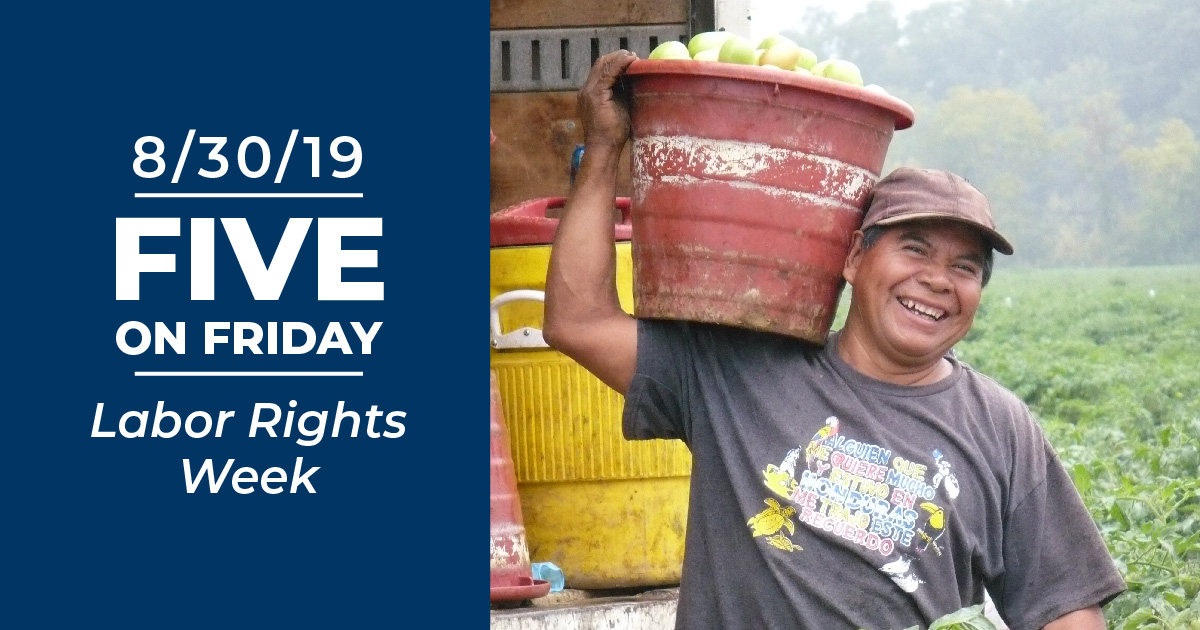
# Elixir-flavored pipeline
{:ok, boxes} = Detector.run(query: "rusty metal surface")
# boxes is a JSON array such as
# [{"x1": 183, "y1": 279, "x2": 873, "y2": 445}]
[
  {"x1": 489, "y1": 92, "x2": 586, "y2": 214},
  {"x1": 491, "y1": 25, "x2": 688, "y2": 92},
  {"x1": 490, "y1": 0, "x2": 688, "y2": 30},
  {"x1": 625, "y1": 61, "x2": 914, "y2": 343}
]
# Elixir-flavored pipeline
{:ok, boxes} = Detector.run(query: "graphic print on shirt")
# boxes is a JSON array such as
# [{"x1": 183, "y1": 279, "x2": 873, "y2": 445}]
[
  {"x1": 751, "y1": 415, "x2": 956, "y2": 594},
  {"x1": 931, "y1": 449, "x2": 960, "y2": 500},
  {"x1": 746, "y1": 498, "x2": 803, "y2": 552},
  {"x1": 879, "y1": 554, "x2": 922, "y2": 593},
  {"x1": 915, "y1": 502, "x2": 947, "y2": 556}
]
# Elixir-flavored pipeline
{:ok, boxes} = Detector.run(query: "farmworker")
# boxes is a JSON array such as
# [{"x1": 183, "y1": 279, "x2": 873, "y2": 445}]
[{"x1": 543, "y1": 49, "x2": 1126, "y2": 630}]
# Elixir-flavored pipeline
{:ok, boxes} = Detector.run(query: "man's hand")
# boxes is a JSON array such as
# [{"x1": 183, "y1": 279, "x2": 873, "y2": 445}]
[{"x1": 578, "y1": 50, "x2": 638, "y2": 154}]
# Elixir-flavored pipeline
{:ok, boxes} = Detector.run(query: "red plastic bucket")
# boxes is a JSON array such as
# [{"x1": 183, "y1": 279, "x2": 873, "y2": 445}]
[
  {"x1": 489, "y1": 369, "x2": 551, "y2": 602},
  {"x1": 624, "y1": 60, "x2": 915, "y2": 343}
]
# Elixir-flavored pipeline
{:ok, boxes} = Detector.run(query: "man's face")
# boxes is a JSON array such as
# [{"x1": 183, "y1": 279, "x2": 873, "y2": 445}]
[{"x1": 842, "y1": 220, "x2": 988, "y2": 369}]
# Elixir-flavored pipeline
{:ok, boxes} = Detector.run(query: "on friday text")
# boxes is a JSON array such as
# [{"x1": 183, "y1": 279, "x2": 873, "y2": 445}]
[
  {"x1": 116, "y1": 321, "x2": 382, "y2": 355},
  {"x1": 91, "y1": 400, "x2": 406, "y2": 493}
]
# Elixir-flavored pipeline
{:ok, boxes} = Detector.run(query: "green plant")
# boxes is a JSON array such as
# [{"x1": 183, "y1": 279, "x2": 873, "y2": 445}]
[{"x1": 958, "y1": 266, "x2": 1200, "y2": 628}]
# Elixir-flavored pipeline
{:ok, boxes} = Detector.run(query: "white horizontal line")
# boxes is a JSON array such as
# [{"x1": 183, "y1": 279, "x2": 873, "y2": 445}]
[
  {"x1": 134, "y1": 193, "x2": 363, "y2": 198},
  {"x1": 135, "y1": 371, "x2": 364, "y2": 377}
]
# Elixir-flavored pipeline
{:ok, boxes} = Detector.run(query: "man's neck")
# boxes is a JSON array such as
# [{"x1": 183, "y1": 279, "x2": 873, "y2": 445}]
[{"x1": 834, "y1": 329, "x2": 952, "y2": 387}]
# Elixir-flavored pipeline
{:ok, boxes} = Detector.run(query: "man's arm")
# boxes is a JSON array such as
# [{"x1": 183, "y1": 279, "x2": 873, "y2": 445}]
[
  {"x1": 543, "y1": 50, "x2": 639, "y2": 395},
  {"x1": 1042, "y1": 605, "x2": 1106, "y2": 630}
]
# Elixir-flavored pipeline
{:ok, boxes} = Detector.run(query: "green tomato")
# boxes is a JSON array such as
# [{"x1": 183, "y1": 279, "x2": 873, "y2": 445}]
[
  {"x1": 649, "y1": 40, "x2": 691, "y2": 60},
  {"x1": 756, "y1": 34, "x2": 797, "y2": 50},
  {"x1": 717, "y1": 35, "x2": 758, "y2": 65},
  {"x1": 758, "y1": 39, "x2": 804, "y2": 70},
  {"x1": 687, "y1": 31, "x2": 735, "y2": 58},
  {"x1": 795, "y1": 47, "x2": 818, "y2": 70},
  {"x1": 822, "y1": 59, "x2": 864, "y2": 86}
]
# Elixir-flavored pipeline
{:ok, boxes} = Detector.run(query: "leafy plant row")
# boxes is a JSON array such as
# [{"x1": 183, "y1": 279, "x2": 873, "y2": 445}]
[{"x1": 957, "y1": 266, "x2": 1200, "y2": 629}]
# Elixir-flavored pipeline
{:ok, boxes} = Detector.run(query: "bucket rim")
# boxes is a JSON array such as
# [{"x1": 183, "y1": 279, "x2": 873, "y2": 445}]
[
  {"x1": 624, "y1": 59, "x2": 915, "y2": 131},
  {"x1": 490, "y1": 578, "x2": 552, "y2": 602}
]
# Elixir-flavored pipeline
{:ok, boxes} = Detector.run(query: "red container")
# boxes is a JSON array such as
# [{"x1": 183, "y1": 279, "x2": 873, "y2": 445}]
[
  {"x1": 624, "y1": 60, "x2": 915, "y2": 344},
  {"x1": 490, "y1": 196, "x2": 632, "y2": 247},
  {"x1": 489, "y1": 369, "x2": 551, "y2": 602}
]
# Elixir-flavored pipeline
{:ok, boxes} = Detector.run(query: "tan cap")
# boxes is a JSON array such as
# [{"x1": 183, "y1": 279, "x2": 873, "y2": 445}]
[{"x1": 861, "y1": 167, "x2": 1014, "y2": 255}]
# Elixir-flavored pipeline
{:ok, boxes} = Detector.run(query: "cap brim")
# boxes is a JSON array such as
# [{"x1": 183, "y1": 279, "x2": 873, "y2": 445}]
[{"x1": 871, "y1": 212, "x2": 1014, "y2": 255}]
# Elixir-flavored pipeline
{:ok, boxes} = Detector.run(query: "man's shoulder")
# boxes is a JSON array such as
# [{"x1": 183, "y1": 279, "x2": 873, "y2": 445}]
[{"x1": 956, "y1": 359, "x2": 1033, "y2": 416}]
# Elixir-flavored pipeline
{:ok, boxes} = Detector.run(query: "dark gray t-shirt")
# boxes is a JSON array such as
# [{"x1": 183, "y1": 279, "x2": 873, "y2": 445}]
[{"x1": 623, "y1": 320, "x2": 1125, "y2": 630}]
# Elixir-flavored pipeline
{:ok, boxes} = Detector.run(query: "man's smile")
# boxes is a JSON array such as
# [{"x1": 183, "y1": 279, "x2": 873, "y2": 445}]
[{"x1": 898, "y1": 297, "x2": 947, "y2": 322}]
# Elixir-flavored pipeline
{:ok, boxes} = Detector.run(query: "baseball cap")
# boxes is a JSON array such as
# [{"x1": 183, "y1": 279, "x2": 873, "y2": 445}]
[{"x1": 860, "y1": 167, "x2": 1014, "y2": 255}]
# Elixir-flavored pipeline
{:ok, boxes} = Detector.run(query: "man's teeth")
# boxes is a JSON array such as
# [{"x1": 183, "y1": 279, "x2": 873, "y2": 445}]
[{"x1": 899, "y1": 298, "x2": 945, "y2": 321}]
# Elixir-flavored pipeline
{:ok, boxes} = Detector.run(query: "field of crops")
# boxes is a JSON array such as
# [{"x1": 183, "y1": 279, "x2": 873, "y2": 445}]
[{"x1": 954, "y1": 266, "x2": 1200, "y2": 629}]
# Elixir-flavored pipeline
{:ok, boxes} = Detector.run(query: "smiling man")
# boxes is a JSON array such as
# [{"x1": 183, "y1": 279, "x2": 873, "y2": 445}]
[
  {"x1": 543, "y1": 50, "x2": 1126, "y2": 630},
  {"x1": 837, "y1": 168, "x2": 1009, "y2": 387}
]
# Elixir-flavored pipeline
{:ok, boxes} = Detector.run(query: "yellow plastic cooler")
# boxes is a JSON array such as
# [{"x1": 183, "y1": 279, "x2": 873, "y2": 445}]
[{"x1": 489, "y1": 197, "x2": 691, "y2": 589}]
